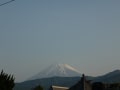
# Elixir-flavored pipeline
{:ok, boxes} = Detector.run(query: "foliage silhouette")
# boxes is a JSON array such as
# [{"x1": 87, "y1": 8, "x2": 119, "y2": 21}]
[
  {"x1": 33, "y1": 85, "x2": 44, "y2": 90},
  {"x1": 0, "y1": 70, "x2": 15, "y2": 90}
]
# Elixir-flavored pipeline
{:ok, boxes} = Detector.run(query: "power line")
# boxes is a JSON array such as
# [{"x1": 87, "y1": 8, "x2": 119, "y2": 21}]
[{"x1": 0, "y1": 0, "x2": 15, "y2": 7}]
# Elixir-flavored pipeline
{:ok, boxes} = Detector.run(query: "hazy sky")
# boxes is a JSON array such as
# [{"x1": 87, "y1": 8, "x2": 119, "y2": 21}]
[{"x1": 0, "y1": 0, "x2": 120, "y2": 82}]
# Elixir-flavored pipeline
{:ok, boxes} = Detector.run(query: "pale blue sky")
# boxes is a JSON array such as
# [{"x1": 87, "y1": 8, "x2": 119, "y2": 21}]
[{"x1": 0, "y1": 0, "x2": 120, "y2": 82}]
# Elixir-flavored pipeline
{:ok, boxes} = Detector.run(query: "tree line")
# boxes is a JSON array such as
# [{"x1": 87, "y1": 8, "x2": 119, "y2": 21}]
[{"x1": 0, "y1": 70, "x2": 43, "y2": 90}]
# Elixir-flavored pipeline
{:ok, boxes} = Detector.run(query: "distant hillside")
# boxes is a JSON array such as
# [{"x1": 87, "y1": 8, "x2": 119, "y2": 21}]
[
  {"x1": 14, "y1": 76, "x2": 93, "y2": 90},
  {"x1": 14, "y1": 69, "x2": 120, "y2": 90},
  {"x1": 93, "y1": 70, "x2": 120, "y2": 83}
]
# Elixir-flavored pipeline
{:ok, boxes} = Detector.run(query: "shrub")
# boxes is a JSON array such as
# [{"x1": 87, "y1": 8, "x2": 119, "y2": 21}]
[{"x1": 0, "y1": 70, "x2": 15, "y2": 90}]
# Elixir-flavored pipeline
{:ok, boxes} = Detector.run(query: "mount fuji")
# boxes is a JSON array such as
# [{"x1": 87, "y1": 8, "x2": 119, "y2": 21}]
[{"x1": 29, "y1": 64, "x2": 82, "y2": 80}]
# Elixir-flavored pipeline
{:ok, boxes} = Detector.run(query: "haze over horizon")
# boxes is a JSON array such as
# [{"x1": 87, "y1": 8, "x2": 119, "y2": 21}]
[{"x1": 0, "y1": 0, "x2": 120, "y2": 82}]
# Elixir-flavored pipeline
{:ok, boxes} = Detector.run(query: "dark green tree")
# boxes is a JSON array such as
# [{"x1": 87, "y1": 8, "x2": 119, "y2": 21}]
[
  {"x1": 0, "y1": 70, "x2": 15, "y2": 90},
  {"x1": 33, "y1": 85, "x2": 44, "y2": 90}
]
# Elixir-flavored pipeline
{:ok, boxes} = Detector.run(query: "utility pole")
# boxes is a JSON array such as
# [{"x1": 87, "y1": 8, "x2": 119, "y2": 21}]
[{"x1": 82, "y1": 74, "x2": 85, "y2": 90}]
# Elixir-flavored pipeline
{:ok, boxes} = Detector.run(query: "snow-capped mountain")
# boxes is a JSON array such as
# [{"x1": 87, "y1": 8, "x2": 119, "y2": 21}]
[{"x1": 29, "y1": 64, "x2": 81, "y2": 80}]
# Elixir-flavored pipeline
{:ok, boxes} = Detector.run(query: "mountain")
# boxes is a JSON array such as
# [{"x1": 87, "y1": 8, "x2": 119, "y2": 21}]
[
  {"x1": 93, "y1": 69, "x2": 120, "y2": 83},
  {"x1": 14, "y1": 64, "x2": 120, "y2": 90},
  {"x1": 14, "y1": 77, "x2": 81, "y2": 90},
  {"x1": 14, "y1": 76, "x2": 94, "y2": 90},
  {"x1": 29, "y1": 64, "x2": 82, "y2": 80}
]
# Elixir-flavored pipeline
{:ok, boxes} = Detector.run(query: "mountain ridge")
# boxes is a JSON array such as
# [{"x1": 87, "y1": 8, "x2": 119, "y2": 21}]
[
  {"x1": 29, "y1": 64, "x2": 82, "y2": 80},
  {"x1": 14, "y1": 69, "x2": 120, "y2": 90},
  {"x1": 93, "y1": 69, "x2": 120, "y2": 83}
]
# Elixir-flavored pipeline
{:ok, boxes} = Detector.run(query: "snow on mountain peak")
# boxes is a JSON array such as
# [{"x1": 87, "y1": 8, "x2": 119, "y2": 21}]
[
  {"x1": 29, "y1": 64, "x2": 81, "y2": 80},
  {"x1": 63, "y1": 64, "x2": 80, "y2": 73}
]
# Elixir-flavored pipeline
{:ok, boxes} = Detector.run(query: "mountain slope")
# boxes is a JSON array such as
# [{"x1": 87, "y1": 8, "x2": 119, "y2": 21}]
[
  {"x1": 93, "y1": 69, "x2": 120, "y2": 83},
  {"x1": 14, "y1": 69, "x2": 120, "y2": 90},
  {"x1": 14, "y1": 77, "x2": 81, "y2": 90},
  {"x1": 14, "y1": 76, "x2": 94, "y2": 90},
  {"x1": 29, "y1": 64, "x2": 81, "y2": 80}
]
